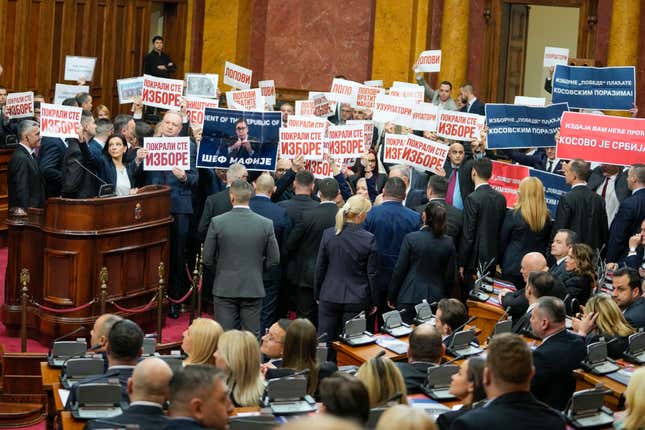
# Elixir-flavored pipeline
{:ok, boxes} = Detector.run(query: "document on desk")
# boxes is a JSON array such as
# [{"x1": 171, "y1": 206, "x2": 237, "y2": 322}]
[
  {"x1": 58, "y1": 388, "x2": 70, "y2": 406},
  {"x1": 375, "y1": 336, "x2": 408, "y2": 355}
]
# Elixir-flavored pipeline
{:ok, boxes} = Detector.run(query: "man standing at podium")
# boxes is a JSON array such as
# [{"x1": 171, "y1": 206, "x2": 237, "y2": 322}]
[
  {"x1": 147, "y1": 111, "x2": 198, "y2": 319},
  {"x1": 8, "y1": 120, "x2": 45, "y2": 211}
]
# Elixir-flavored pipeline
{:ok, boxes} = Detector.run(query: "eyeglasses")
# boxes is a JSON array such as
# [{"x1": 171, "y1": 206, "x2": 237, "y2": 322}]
[
  {"x1": 236, "y1": 126, "x2": 247, "y2": 130},
  {"x1": 263, "y1": 328, "x2": 284, "y2": 343}
]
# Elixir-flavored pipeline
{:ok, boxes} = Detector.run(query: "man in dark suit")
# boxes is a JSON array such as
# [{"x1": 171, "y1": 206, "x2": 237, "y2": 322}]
[
  {"x1": 451, "y1": 333, "x2": 565, "y2": 430},
  {"x1": 606, "y1": 164, "x2": 645, "y2": 264},
  {"x1": 285, "y1": 177, "x2": 339, "y2": 323},
  {"x1": 415, "y1": 175, "x2": 463, "y2": 250},
  {"x1": 224, "y1": 118, "x2": 261, "y2": 159},
  {"x1": 543, "y1": 147, "x2": 564, "y2": 175},
  {"x1": 387, "y1": 164, "x2": 427, "y2": 208},
  {"x1": 38, "y1": 136, "x2": 67, "y2": 198},
  {"x1": 510, "y1": 271, "x2": 560, "y2": 337},
  {"x1": 8, "y1": 120, "x2": 45, "y2": 210},
  {"x1": 530, "y1": 297, "x2": 586, "y2": 410},
  {"x1": 459, "y1": 158, "x2": 507, "y2": 293},
  {"x1": 202, "y1": 180, "x2": 280, "y2": 337},
  {"x1": 396, "y1": 324, "x2": 443, "y2": 393},
  {"x1": 553, "y1": 159, "x2": 608, "y2": 252},
  {"x1": 88, "y1": 118, "x2": 112, "y2": 165},
  {"x1": 588, "y1": 164, "x2": 630, "y2": 227},
  {"x1": 61, "y1": 111, "x2": 99, "y2": 198},
  {"x1": 435, "y1": 298, "x2": 468, "y2": 347},
  {"x1": 443, "y1": 142, "x2": 474, "y2": 210},
  {"x1": 612, "y1": 267, "x2": 645, "y2": 330},
  {"x1": 165, "y1": 365, "x2": 233, "y2": 430},
  {"x1": 548, "y1": 229, "x2": 576, "y2": 282},
  {"x1": 85, "y1": 357, "x2": 173, "y2": 430},
  {"x1": 250, "y1": 174, "x2": 292, "y2": 334},
  {"x1": 458, "y1": 83, "x2": 485, "y2": 115}
]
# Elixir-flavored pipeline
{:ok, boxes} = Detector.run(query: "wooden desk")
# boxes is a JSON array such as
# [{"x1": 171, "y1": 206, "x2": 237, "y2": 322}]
[
  {"x1": 333, "y1": 334, "x2": 409, "y2": 366},
  {"x1": 574, "y1": 369, "x2": 627, "y2": 410},
  {"x1": 467, "y1": 300, "x2": 504, "y2": 344},
  {"x1": 60, "y1": 411, "x2": 83, "y2": 430},
  {"x1": 40, "y1": 362, "x2": 62, "y2": 430}
]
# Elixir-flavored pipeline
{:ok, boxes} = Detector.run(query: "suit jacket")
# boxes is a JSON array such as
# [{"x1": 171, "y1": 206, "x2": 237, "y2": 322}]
[
  {"x1": 88, "y1": 138, "x2": 104, "y2": 165},
  {"x1": 563, "y1": 273, "x2": 594, "y2": 305},
  {"x1": 249, "y1": 195, "x2": 292, "y2": 247},
  {"x1": 501, "y1": 278, "x2": 567, "y2": 322},
  {"x1": 97, "y1": 154, "x2": 142, "y2": 192},
  {"x1": 285, "y1": 202, "x2": 338, "y2": 288},
  {"x1": 85, "y1": 403, "x2": 167, "y2": 430},
  {"x1": 549, "y1": 259, "x2": 570, "y2": 283},
  {"x1": 38, "y1": 137, "x2": 67, "y2": 197},
  {"x1": 499, "y1": 210, "x2": 552, "y2": 279},
  {"x1": 624, "y1": 296, "x2": 645, "y2": 329},
  {"x1": 543, "y1": 158, "x2": 564, "y2": 175},
  {"x1": 450, "y1": 391, "x2": 565, "y2": 430},
  {"x1": 532, "y1": 329, "x2": 586, "y2": 410},
  {"x1": 415, "y1": 198, "x2": 463, "y2": 251},
  {"x1": 553, "y1": 185, "x2": 608, "y2": 252},
  {"x1": 396, "y1": 361, "x2": 436, "y2": 394},
  {"x1": 389, "y1": 229, "x2": 456, "y2": 305},
  {"x1": 443, "y1": 159, "x2": 475, "y2": 205},
  {"x1": 460, "y1": 98, "x2": 485, "y2": 116},
  {"x1": 606, "y1": 188, "x2": 645, "y2": 262},
  {"x1": 202, "y1": 207, "x2": 279, "y2": 298},
  {"x1": 163, "y1": 417, "x2": 208, "y2": 430},
  {"x1": 504, "y1": 148, "x2": 547, "y2": 170},
  {"x1": 588, "y1": 166, "x2": 630, "y2": 202},
  {"x1": 8, "y1": 145, "x2": 45, "y2": 209},
  {"x1": 314, "y1": 224, "x2": 378, "y2": 307},
  {"x1": 67, "y1": 366, "x2": 135, "y2": 409},
  {"x1": 277, "y1": 194, "x2": 319, "y2": 224},
  {"x1": 405, "y1": 188, "x2": 428, "y2": 208},
  {"x1": 511, "y1": 310, "x2": 534, "y2": 337},
  {"x1": 459, "y1": 184, "x2": 507, "y2": 271},
  {"x1": 61, "y1": 139, "x2": 97, "y2": 199},
  {"x1": 198, "y1": 189, "x2": 232, "y2": 240}
]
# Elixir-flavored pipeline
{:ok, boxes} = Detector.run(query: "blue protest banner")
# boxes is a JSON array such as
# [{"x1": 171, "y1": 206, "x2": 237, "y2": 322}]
[
  {"x1": 198, "y1": 108, "x2": 281, "y2": 171},
  {"x1": 551, "y1": 65, "x2": 636, "y2": 110},
  {"x1": 485, "y1": 103, "x2": 569, "y2": 149},
  {"x1": 530, "y1": 168, "x2": 570, "y2": 218}
]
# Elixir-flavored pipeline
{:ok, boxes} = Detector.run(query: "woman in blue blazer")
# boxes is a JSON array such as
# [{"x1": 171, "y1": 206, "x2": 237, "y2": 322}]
[{"x1": 97, "y1": 135, "x2": 145, "y2": 196}]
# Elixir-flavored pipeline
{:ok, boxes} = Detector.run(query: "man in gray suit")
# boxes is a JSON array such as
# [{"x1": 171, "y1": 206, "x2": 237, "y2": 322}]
[{"x1": 202, "y1": 179, "x2": 280, "y2": 337}]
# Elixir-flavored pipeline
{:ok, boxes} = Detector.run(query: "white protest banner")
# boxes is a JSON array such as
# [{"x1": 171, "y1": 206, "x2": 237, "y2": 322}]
[
  {"x1": 414, "y1": 50, "x2": 441, "y2": 73},
  {"x1": 305, "y1": 159, "x2": 333, "y2": 179},
  {"x1": 40, "y1": 103, "x2": 82, "y2": 138},
  {"x1": 401, "y1": 134, "x2": 449, "y2": 174},
  {"x1": 364, "y1": 80, "x2": 384, "y2": 87},
  {"x1": 54, "y1": 84, "x2": 89, "y2": 105},
  {"x1": 356, "y1": 85, "x2": 385, "y2": 109},
  {"x1": 410, "y1": 102, "x2": 439, "y2": 131},
  {"x1": 185, "y1": 73, "x2": 219, "y2": 98},
  {"x1": 141, "y1": 75, "x2": 184, "y2": 110},
  {"x1": 389, "y1": 85, "x2": 424, "y2": 103},
  {"x1": 279, "y1": 127, "x2": 325, "y2": 160},
  {"x1": 258, "y1": 80, "x2": 276, "y2": 106},
  {"x1": 312, "y1": 94, "x2": 333, "y2": 117},
  {"x1": 373, "y1": 94, "x2": 415, "y2": 127},
  {"x1": 309, "y1": 92, "x2": 337, "y2": 115},
  {"x1": 543, "y1": 47, "x2": 569, "y2": 67},
  {"x1": 144, "y1": 136, "x2": 190, "y2": 171},
  {"x1": 347, "y1": 120, "x2": 374, "y2": 152},
  {"x1": 383, "y1": 133, "x2": 407, "y2": 164},
  {"x1": 5, "y1": 92, "x2": 34, "y2": 119},
  {"x1": 64, "y1": 56, "x2": 97, "y2": 82},
  {"x1": 392, "y1": 81, "x2": 422, "y2": 89},
  {"x1": 327, "y1": 123, "x2": 365, "y2": 158},
  {"x1": 436, "y1": 110, "x2": 485, "y2": 140},
  {"x1": 223, "y1": 61, "x2": 252, "y2": 90},
  {"x1": 226, "y1": 88, "x2": 263, "y2": 111},
  {"x1": 514, "y1": 96, "x2": 546, "y2": 107},
  {"x1": 117, "y1": 77, "x2": 144, "y2": 104},
  {"x1": 328, "y1": 78, "x2": 360, "y2": 105},
  {"x1": 288, "y1": 115, "x2": 328, "y2": 129},
  {"x1": 295, "y1": 100, "x2": 315, "y2": 116},
  {"x1": 184, "y1": 97, "x2": 220, "y2": 127}
]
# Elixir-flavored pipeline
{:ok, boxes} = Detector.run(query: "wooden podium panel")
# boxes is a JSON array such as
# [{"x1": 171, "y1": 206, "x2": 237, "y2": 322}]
[{"x1": 2, "y1": 186, "x2": 173, "y2": 343}]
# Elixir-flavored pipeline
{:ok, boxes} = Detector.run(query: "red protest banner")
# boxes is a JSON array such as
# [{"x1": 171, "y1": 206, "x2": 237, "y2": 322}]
[
  {"x1": 40, "y1": 103, "x2": 82, "y2": 138},
  {"x1": 327, "y1": 124, "x2": 365, "y2": 158},
  {"x1": 279, "y1": 128, "x2": 325, "y2": 160},
  {"x1": 305, "y1": 159, "x2": 333, "y2": 179},
  {"x1": 287, "y1": 115, "x2": 328, "y2": 129},
  {"x1": 347, "y1": 120, "x2": 373, "y2": 153},
  {"x1": 258, "y1": 80, "x2": 276, "y2": 106},
  {"x1": 557, "y1": 111, "x2": 645, "y2": 165},
  {"x1": 144, "y1": 137, "x2": 191, "y2": 171},
  {"x1": 489, "y1": 161, "x2": 529, "y2": 208},
  {"x1": 226, "y1": 88, "x2": 263, "y2": 111},
  {"x1": 6, "y1": 92, "x2": 34, "y2": 119},
  {"x1": 437, "y1": 111, "x2": 485, "y2": 140},
  {"x1": 185, "y1": 97, "x2": 219, "y2": 127},
  {"x1": 400, "y1": 134, "x2": 449, "y2": 174},
  {"x1": 383, "y1": 133, "x2": 407, "y2": 164},
  {"x1": 141, "y1": 75, "x2": 184, "y2": 110}
]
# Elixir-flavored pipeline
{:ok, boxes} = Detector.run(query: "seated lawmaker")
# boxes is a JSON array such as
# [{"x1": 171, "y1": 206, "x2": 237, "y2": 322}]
[
  {"x1": 319, "y1": 373, "x2": 370, "y2": 426},
  {"x1": 88, "y1": 313, "x2": 122, "y2": 372},
  {"x1": 435, "y1": 356, "x2": 486, "y2": 430},
  {"x1": 181, "y1": 318, "x2": 223, "y2": 366},
  {"x1": 612, "y1": 267, "x2": 645, "y2": 329},
  {"x1": 563, "y1": 243, "x2": 596, "y2": 306},
  {"x1": 396, "y1": 323, "x2": 444, "y2": 393},
  {"x1": 619, "y1": 219, "x2": 645, "y2": 270},
  {"x1": 617, "y1": 367, "x2": 645, "y2": 430},
  {"x1": 512, "y1": 271, "x2": 561, "y2": 337},
  {"x1": 260, "y1": 319, "x2": 291, "y2": 366},
  {"x1": 356, "y1": 356, "x2": 408, "y2": 408},
  {"x1": 97, "y1": 134, "x2": 146, "y2": 196},
  {"x1": 434, "y1": 298, "x2": 468, "y2": 347},
  {"x1": 375, "y1": 404, "x2": 436, "y2": 430}
]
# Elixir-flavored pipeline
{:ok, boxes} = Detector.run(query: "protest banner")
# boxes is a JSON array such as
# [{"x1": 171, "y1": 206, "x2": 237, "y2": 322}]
[
  {"x1": 411, "y1": 102, "x2": 439, "y2": 131},
  {"x1": 226, "y1": 88, "x2": 264, "y2": 111},
  {"x1": 356, "y1": 85, "x2": 385, "y2": 109},
  {"x1": 328, "y1": 78, "x2": 360, "y2": 106},
  {"x1": 5, "y1": 91, "x2": 34, "y2": 119},
  {"x1": 117, "y1": 77, "x2": 144, "y2": 104},
  {"x1": 309, "y1": 92, "x2": 337, "y2": 115},
  {"x1": 436, "y1": 111, "x2": 485, "y2": 141},
  {"x1": 185, "y1": 73, "x2": 218, "y2": 98},
  {"x1": 223, "y1": 61, "x2": 252, "y2": 90},
  {"x1": 551, "y1": 65, "x2": 636, "y2": 110},
  {"x1": 557, "y1": 111, "x2": 645, "y2": 165},
  {"x1": 543, "y1": 47, "x2": 569, "y2": 68},
  {"x1": 347, "y1": 120, "x2": 374, "y2": 151},
  {"x1": 198, "y1": 108, "x2": 280, "y2": 171},
  {"x1": 373, "y1": 94, "x2": 415, "y2": 128},
  {"x1": 364, "y1": 80, "x2": 383, "y2": 87},
  {"x1": 141, "y1": 75, "x2": 184, "y2": 110},
  {"x1": 485, "y1": 102, "x2": 568, "y2": 149},
  {"x1": 295, "y1": 100, "x2": 315, "y2": 116},
  {"x1": 414, "y1": 50, "x2": 441, "y2": 73},
  {"x1": 54, "y1": 84, "x2": 89, "y2": 105},
  {"x1": 184, "y1": 97, "x2": 220, "y2": 127},
  {"x1": 389, "y1": 85, "x2": 424, "y2": 103},
  {"x1": 40, "y1": 103, "x2": 82, "y2": 138},
  {"x1": 279, "y1": 127, "x2": 325, "y2": 160},
  {"x1": 143, "y1": 137, "x2": 191, "y2": 171},
  {"x1": 64, "y1": 56, "x2": 97, "y2": 81},
  {"x1": 312, "y1": 94, "x2": 333, "y2": 117},
  {"x1": 530, "y1": 168, "x2": 570, "y2": 218},
  {"x1": 258, "y1": 80, "x2": 276, "y2": 106},
  {"x1": 400, "y1": 134, "x2": 448, "y2": 174},
  {"x1": 287, "y1": 115, "x2": 328, "y2": 129},
  {"x1": 382, "y1": 133, "x2": 407, "y2": 164},
  {"x1": 514, "y1": 96, "x2": 545, "y2": 107},
  {"x1": 305, "y1": 159, "x2": 333, "y2": 179},
  {"x1": 327, "y1": 124, "x2": 365, "y2": 158}
]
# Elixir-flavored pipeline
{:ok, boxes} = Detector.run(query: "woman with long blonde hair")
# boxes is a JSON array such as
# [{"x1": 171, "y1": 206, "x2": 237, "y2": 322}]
[
  {"x1": 355, "y1": 355, "x2": 408, "y2": 408},
  {"x1": 213, "y1": 330, "x2": 265, "y2": 406},
  {"x1": 499, "y1": 177, "x2": 552, "y2": 287},
  {"x1": 181, "y1": 318, "x2": 223, "y2": 366},
  {"x1": 314, "y1": 195, "x2": 377, "y2": 361},
  {"x1": 617, "y1": 367, "x2": 645, "y2": 430}
]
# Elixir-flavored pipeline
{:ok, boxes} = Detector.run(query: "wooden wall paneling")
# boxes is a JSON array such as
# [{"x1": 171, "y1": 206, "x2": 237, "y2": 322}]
[
  {"x1": 37, "y1": 0, "x2": 56, "y2": 99},
  {"x1": 3, "y1": 1, "x2": 19, "y2": 90},
  {"x1": 43, "y1": 248, "x2": 78, "y2": 306},
  {"x1": 162, "y1": 1, "x2": 188, "y2": 79}
]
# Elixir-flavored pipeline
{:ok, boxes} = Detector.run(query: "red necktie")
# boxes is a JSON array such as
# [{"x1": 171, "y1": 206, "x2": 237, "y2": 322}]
[
  {"x1": 446, "y1": 169, "x2": 457, "y2": 205},
  {"x1": 601, "y1": 177, "x2": 610, "y2": 199}
]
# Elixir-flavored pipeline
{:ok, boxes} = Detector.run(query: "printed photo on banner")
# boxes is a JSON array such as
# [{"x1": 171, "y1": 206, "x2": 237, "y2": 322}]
[
  {"x1": 185, "y1": 73, "x2": 219, "y2": 99},
  {"x1": 485, "y1": 102, "x2": 569, "y2": 149},
  {"x1": 40, "y1": 103, "x2": 82, "y2": 138},
  {"x1": 279, "y1": 127, "x2": 325, "y2": 160},
  {"x1": 410, "y1": 102, "x2": 439, "y2": 131},
  {"x1": 414, "y1": 50, "x2": 441, "y2": 73},
  {"x1": 141, "y1": 75, "x2": 184, "y2": 110},
  {"x1": 311, "y1": 94, "x2": 333, "y2": 117},
  {"x1": 373, "y1": 94, "x2": 415, "y2": 128},
  {"x1": 117, "y1": 77, "x2": 144, "y2": 104},
  {"x1": 382, "y1": 133, "x2": 407, "y2": 164},
  {"x1": 223, "y1": 61, "x2": 252, "y2": 90},
  {"x1": 543, "y1": 47, "x2": 569, "y2": 68},
  {"x1": 295, "y1": 100, "x2": 315, "y2": 116},
  {"x1": 184, "y1": 97, "x2": 220, "y2": 127},
  {"x1": 226, "y1": 88, "x2": 264, "y2": 111},
  {"x1": 305, "y1": 159, "x2": 333, "y2": 179},
  {"x1": 400, "y1": 134, "x2": 448, "y2": 174},
  {"x1": 557, "y1": 111, "x2": 645, "y2": 165},
  {"x1": 54, "y1": 84, "x2": 89, "y2": 105},
  {"x1": 551, "y1": 65, "x2": 636, "y2": 110},
  {"x1": 309, "y1": 92, "x2": 337, "y2": 116},
  {"x1": 436, "y1": 110, "x2": 485, "y2": 141},
  {"x1": 327, "y1": 123, "x2": 365, "y2": 158},
  {"x1": 143, "y1": 137, "x2": 191, "y2": 171},
  {"x1": 5, "y1": 92, "x2": 34, "y2": 119},
  {"x1": 258, "y1": 80, "x2": 276, "y2": 106},
  {"x1": 64, "y1": 56, "x2": 97, "y2": 82},
  {"x1": 198, "y1": 107, "x2": 280, "y2": 171}
]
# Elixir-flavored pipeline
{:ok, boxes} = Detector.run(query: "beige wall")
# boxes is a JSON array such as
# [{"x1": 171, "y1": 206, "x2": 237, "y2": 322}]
[{"x1": 523, "y1": 5, "x2": 579, "y2": 99}]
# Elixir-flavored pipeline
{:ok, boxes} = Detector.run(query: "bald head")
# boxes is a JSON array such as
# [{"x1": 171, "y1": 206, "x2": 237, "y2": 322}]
[
  {"x1": 90, "y1": 313, "x2": 123, "y2": 351},
  {"x1": 520, "y1": 252, "x2": 547, "y2": 282},
  {"x1": 408, "y1": 323, "x2": 444, "y2": 363},
  {"x1": 129, "y1": 357, "x2": 173, "y2": 404},
  {"x1": 255, "y1": 173, "x2": 275, "y2": 196}
]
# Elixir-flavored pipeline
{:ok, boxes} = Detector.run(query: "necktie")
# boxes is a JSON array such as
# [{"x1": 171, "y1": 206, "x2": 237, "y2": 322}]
[
  {"x1": 601, "y1": 176, "x2": 610, "y2": 199},
  {"x1": 446, "y1": 169, "x2": 457, "y2": 205},
  {"x1": 547, "y1": 160, "x2": 553, "y2": 172}
]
